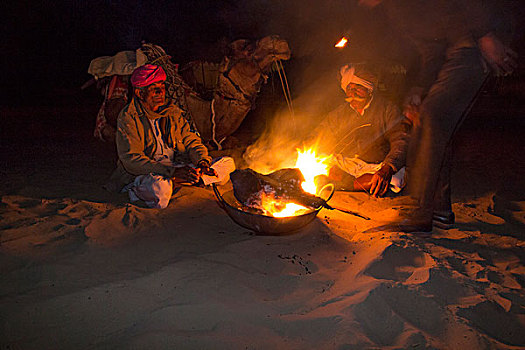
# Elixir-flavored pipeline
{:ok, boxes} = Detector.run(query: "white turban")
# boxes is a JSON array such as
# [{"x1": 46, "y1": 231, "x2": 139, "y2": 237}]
[{"x1": 340, "y1": 64, "x2": 374, "y2": 93}]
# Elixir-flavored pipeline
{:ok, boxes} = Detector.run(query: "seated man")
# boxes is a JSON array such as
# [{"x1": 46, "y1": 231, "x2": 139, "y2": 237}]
[
  {"x1": 106, "y1": 64, "x2": 235, "y2": 208},
  {"x1": 315, "y1": 64, "x2": 411, "y2": 197}
]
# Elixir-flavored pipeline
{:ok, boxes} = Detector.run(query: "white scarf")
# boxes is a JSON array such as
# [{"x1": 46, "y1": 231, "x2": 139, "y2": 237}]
[{"x1": 340, "y1": 65, "x2": 374, "y2": 93}]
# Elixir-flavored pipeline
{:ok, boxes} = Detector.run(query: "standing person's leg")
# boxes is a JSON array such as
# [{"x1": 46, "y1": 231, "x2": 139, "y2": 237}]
[
  {"x1": 432, "y1": 147, "x2": 454, "y2": 228},
  {"x1": 381, "y1": 46, "x2": 487, "y2": 232},
  {"x1": 412, "y1": 47, "x2": 487, "y2": 204}
]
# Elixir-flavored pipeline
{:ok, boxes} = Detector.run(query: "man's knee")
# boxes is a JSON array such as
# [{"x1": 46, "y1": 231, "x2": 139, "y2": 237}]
[{"x1": 131, "y1": 174, "x2": 173, "y2": 209}]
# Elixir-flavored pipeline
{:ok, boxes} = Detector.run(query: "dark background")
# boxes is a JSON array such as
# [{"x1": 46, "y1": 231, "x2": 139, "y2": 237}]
[
  {"x1": 1, "y1": 0, "x2": 524, "y2": 141},
  {"x1": 3, "y1": 0, "x2": 524, "y2": 103},
  {"x1": 2, "y1": 0, "x2": 353, "y2": 105},
  {"x1": 0, "y1": 0, "x2": 524, "y2": 203}
]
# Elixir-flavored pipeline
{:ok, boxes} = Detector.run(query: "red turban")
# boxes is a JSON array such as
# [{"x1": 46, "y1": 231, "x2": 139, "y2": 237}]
[{"x1": 131, "y1": 64, "x2": 167, "y2": 88}]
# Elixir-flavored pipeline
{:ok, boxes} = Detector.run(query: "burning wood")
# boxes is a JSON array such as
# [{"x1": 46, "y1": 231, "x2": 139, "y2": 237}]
[
  {"x1": 230, "y1": 168, "x2": 328, "y2": 217},
  {"x1": 230, "y1": 168, "x2": 370, "y2": 220},
  {"x1": 229, "y1": 147, "x2": 370, "y2": 220}
]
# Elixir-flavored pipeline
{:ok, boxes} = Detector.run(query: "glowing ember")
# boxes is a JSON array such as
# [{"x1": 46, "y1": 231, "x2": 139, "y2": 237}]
[
  {"x1": 273, "y1": 203, "x2": 310, "y2": 217},
  {"x1": 247, "y1": 147, "x2": 330, "y2": 217},
  {"x1": 335, "y1": 37, "x2": 348, "y2": 48},
  {"x1": 294, "y1": 147, "x2": 331, "y2": 194},
  {"x1": 260, "y1": 193, "x2": 309, "y2": 217}
]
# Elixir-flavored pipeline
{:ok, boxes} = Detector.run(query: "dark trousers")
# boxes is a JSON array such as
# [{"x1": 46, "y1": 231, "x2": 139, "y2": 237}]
[{"x1": 407, "y1": 46, "x2": 488, "y2": 211}]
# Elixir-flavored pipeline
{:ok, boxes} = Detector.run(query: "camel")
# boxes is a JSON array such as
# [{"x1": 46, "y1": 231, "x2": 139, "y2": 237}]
[{"x1": 88, "y1": 36, "x2": 291, "y2": 150}]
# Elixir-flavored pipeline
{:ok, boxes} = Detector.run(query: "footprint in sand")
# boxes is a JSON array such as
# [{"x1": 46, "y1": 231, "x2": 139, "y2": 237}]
[
  {"x1": 363, "y1": 243, "x2": 433, "y2": 283},
  {"x1": 457, "y1": 300, "x2": 525, "y2": 346},
  {"x1": 0, "y1": 196, "x2": 98, "y2": 253},
  {"x1": 65, "y1": 218, "x2": 81, "y2": 225},
  {"x1": 489, "y1": 194, "x2": 525, "y2": 234},
  {"x1": 84, "y1": 205, "x2": 149, "y2": 245},
  {"x1": 354, "y1": 283, "x2": 447, "y2": 346},
  {"x1": 13, "y1": 198, "x2": 41, "y2": 209}
]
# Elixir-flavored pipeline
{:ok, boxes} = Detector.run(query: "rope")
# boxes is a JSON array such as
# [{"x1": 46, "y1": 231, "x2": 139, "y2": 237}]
[
  {"x1": 210, "y1": 98, "x2": 222, "y2": 150},
  {"x1": 149, "y1": 54, "x2": 172, "y2": 65},
  {"x1": 278, "y1": 60, "x2": 293, "y2": 113},
  {"x1": 274, "y1": 60, "x2": 296, "y2": 134},
  {"x1": 274, "y1": 60, "x2": 293, "y2": 115}
]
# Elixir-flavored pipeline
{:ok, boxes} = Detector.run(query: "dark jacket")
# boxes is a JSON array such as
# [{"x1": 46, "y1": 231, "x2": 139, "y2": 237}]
[
  {"x1": 315, "y1": 95, "x2": 410, "y2": 172},
  {"x1": 382, "y1": 0, "x2": 493, "y2": 94}
]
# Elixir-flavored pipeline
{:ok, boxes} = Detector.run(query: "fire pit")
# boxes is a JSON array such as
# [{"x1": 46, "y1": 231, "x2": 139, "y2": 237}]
[
  {"x1": 213, "y1": 183, "x2": 334, "y2": 235},
  {"x1": 213, "y1": 147, "x2": 338, "y2": 234}
]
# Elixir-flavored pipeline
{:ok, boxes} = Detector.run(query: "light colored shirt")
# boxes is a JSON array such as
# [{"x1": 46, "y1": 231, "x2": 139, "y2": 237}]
[{"x1": 148, "y1": 118, "x2": 174, "y2": 166}]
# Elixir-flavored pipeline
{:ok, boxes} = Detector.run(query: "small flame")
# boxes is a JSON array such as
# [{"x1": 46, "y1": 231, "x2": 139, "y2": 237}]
[
  {"x1": 294, "y1": 147, "x2": 331, "y2": 194},
  {"x1": 273, "y1": 203, "x2": 310, "y2": 217},
  {"x1": 335, "y1": 37, "x2": 348, "y2": 48},
  {"x1": 260, "y1": 193, "x2": 309, "y2": 217}
]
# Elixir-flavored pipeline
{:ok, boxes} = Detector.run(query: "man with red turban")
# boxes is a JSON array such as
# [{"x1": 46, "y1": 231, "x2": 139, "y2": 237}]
[{"x1": 106, "y1": 64, "x2": 235, "y2": 208}]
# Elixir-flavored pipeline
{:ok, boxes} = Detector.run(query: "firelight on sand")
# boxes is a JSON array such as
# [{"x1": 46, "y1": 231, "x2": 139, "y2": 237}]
[{"x1": 335, "y1": 37, "x2": 348, "y2": 48}]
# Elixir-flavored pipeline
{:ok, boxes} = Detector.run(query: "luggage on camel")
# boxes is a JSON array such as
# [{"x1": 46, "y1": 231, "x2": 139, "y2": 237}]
[{"x1": 86, "y1": 36, "x2": 291, "y2": 149}]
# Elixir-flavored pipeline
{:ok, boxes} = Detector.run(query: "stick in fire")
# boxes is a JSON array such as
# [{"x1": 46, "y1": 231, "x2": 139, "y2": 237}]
[{"x1": 230, "y1": 168, "x2": 370, "y2": 220}]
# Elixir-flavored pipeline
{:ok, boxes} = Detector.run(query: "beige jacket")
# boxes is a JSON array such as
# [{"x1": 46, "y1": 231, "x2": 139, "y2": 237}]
[{"x1": 106, "y1": 98, "x2": 211, "y2": 192}]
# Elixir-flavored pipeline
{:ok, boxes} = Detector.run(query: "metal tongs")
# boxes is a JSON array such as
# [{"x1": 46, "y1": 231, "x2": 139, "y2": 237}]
[
  {"x1": 324, "y1": 203, "x2": 371, "y2": 220},
  {"x1": 317, "y1": 184, "x2": 371, "y2": 220}
]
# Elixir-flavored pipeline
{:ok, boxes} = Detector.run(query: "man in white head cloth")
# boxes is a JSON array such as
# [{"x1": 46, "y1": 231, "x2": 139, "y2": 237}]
[{"x1": 314, "y1": 63, "x2": 411, "y2": 197}]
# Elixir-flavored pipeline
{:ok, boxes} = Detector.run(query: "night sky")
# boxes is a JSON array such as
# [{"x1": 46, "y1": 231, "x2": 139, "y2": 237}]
[
  {"x1": 3, "y1": 1, "x2": 240, "y2": 104},
  {"x1": 3, "y1": 0, "x2": 524, "y2": 107},
  {"x1": 3, "y1": 0, "x2": 357, "y2": 105}
]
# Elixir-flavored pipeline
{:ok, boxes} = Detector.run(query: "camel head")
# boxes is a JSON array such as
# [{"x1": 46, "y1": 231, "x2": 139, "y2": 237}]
[{"x1": 253, "y1": 35, "x2": 291, "y2": 71}]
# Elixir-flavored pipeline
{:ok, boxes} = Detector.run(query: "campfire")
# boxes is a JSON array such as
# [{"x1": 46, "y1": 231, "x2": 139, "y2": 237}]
[
  {"x1": 257, "y1": 147, "x2": 331, "y2": 217},
  {"x1": 213, "y1": 146, "x2": 368, "y2": 234},
  {"x1": 295, "y1": 147, "x2": 331, "y2": 194},
  {"x1": 259, "y1": 193, "x2": 310, "y2": 218},
  {"x1": 231, "y1": 147, "x2": 332, "y2": 218}
]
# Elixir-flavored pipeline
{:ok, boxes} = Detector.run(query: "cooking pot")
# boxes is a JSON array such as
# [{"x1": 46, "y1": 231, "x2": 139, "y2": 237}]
[{"x1": 212, "y1": 183, "x2": 334, "y2": 235}]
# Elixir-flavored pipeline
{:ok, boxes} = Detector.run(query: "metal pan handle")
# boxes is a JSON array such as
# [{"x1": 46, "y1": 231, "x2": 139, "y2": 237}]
[
  {"x1": 318, "y1": 183, "x2": 335, "y2": 203},
  {"x1": 212, "y1": 184, "x2": 226, "y2": 209}
]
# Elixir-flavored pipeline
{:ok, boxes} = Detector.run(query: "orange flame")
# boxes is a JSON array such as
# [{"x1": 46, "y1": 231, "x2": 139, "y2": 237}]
[
  {"x1": 260, "y1": 192, "x2": 309, "y2": 217},
  {"x1": 294, "y1": 147, "x2": 331, "y2": 194},
  {"x1": 335, "y1": 37, "x2": 348, "y2": 48},
  {"x1": 254, "y1": 147, "x2": 331, "y2": 218}
]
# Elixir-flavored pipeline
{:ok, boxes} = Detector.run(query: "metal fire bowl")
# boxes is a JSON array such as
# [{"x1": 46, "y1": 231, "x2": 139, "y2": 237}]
[{"x1": 212, "y1": 184, "x2": 334, "y2": 235}]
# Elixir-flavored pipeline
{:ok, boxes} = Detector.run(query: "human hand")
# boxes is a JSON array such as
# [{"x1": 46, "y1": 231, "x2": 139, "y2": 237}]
[
  {"x1": 403, "y1": 87, "x2": 423, "y2": 107},
  {"x1": 370, "y1": 164, "x2": 394, "y2": 197},
  {"x1": 478, "y1": 32, "x2": 518, "y2": 76},
  {"x1": 197, "y1": 160, "x2": 218, "y2": 177},
  {"x1": 172, "y1": 166, "x2": 201, "y2": 184},
  {"x1": 403, "y1": 86, "x2": 424, "y2": 127},
  {"x1": 403, "y1": 104, "x2": 420, "y2": 128}
]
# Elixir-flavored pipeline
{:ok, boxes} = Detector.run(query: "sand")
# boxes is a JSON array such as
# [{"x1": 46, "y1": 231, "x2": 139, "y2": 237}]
[{"x1": 1, "y1": 100, "x2": 524, "y2": 349}]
